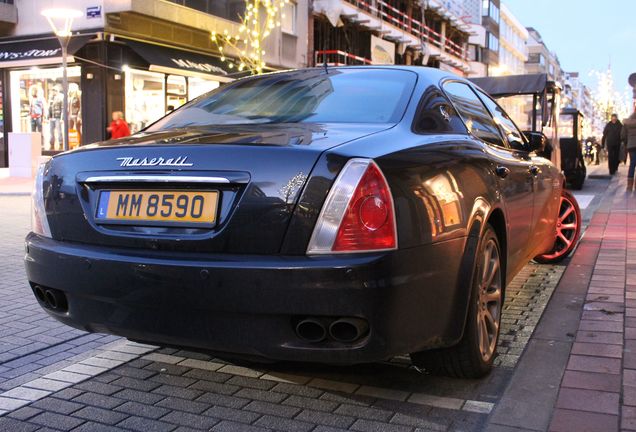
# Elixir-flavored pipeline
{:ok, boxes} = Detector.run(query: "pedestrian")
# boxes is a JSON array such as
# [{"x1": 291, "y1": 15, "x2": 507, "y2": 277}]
[
  {"x1": 107, "y1": 111, "x2": 131, "y2": 140},
  {"x1": 622, "y1": 109, "x2": 636, "y2": 191},
  {"x1": 28, "y1": 85, "x2": 45, "y2": 133},
  {"x1": 602, "y1": 113, "x2": 623, "y2": 175}
]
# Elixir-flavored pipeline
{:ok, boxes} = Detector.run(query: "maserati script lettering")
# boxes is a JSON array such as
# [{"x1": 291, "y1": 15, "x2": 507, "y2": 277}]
[{"x1": 116, "y1": 156, "x2": 194, "y2": 167}]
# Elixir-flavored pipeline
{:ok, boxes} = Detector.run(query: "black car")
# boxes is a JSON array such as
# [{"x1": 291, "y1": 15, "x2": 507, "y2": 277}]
[{"x1": 25, "y1": 67, "x2": 580, "y2": 378}]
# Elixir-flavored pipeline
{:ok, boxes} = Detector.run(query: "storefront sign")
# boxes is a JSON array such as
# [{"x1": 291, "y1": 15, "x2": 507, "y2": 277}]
[
  {"x1": 0, "y1": 36, "x2": 92, "y2": 65},
  {"x1": 170, "y1": 58, "x2": 227, "y2": 76},
  {"x1": 0, "y1": 48, "x2": 61, "y2": 61},
  {"x1": 371, "y1": 35, "x2": 395, "y2": 65},
  {"x1": 86, "y1": 6, "x2": 102, "y2": 19}
]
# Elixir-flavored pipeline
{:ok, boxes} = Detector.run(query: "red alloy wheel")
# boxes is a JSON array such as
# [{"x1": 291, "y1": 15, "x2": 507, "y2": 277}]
[{"x1": 534, "y1": 190, "x2": 581, "y2": 264}]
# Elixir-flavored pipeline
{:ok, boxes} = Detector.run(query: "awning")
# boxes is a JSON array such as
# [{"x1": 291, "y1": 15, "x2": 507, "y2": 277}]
[
  {"x1": 470, "y1": 73, "x2": 559, "y2": 97},
  {"x1": 0, "y1": 35, "x2": 93, "y2": 68},
  {"x1": 126, "y1": 41, "x2": 232, "y2": 82}
]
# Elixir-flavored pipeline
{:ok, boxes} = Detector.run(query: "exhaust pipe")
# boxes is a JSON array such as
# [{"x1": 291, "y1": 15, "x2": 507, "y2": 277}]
[
  {"x1": 329, "y1": 318, "x2": 369, "y2": 343},
  {"x1": 295, "y1": 319, "x2": 327, "y2": 343},
  {"x1": 45, "y1": 290, "x2": 59, "y2": 309},
  {"x1": 34, "y1": 285, "x2": 46, "y2": 304}
]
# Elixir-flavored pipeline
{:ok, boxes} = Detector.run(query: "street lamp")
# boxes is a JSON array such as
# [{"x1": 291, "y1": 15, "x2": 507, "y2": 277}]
[{"x1": 41, "y1": 7, "x2": 83, "y2": 152}]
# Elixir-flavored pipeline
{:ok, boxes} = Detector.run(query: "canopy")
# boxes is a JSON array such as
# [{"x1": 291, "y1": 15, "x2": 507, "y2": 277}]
[
  {"x1": 126, "y1": 41, "x2": 232, "y2": 82},
  {"x1": 0, "y1": 35, "x2": 93, "y2": 67},
  {"x1": 470, "y1": 73, "x2": 558, "y2": 97}
]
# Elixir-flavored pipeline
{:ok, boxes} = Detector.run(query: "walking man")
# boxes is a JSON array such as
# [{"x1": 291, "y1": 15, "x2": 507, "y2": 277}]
[
  {"x1": 602, "y1": 113, "x2": 623, "y2": 175},
  {"x1": 622, "y1": 109, "x2": 636, "y2": 191}
]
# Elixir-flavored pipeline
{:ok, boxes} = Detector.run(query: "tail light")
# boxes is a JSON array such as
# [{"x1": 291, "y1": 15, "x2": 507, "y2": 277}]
[
  {"x1": 32, "y1": 163, "x2": 52, "y2": 238},
  {"x1": 307, "y1": 158, "x2": 397, "y2": 254}
]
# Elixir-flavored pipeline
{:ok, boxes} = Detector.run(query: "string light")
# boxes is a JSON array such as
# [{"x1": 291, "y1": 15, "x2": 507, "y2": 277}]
[
  {"x1": 590, "y1": 67, "x2": 631, "y2": 124},
  {"x1": 210, "y1": 0, "x2": 291, "y2": 75}
]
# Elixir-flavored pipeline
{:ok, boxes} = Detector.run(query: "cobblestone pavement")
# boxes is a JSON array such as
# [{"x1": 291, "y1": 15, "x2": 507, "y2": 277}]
[
  {"x1": 0, "y1": 195, "x2": 566, "y2": 431},
  {"x1": 0, "y1": 197, "x2": 120, "y2": 392}
]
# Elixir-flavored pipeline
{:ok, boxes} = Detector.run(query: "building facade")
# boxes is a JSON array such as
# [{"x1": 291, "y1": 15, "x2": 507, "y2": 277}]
[
  {"x1": 0, "y1": 0, "x2": 309, "y2": 167},
  {"x1": 311, "y1": 0, "x2": 472, "y2": 77},
  {"x1": 466, "y1": 0, "x2": 500, "y2": 77},
  {"x1": 493, "y1": 3, "x2": 526, "y2": 76},
  {"x1": 524, "y1": 27, "x2": 563, "y2": 82},
  {"x1": 563, "y1": 71, "x2": 599, "y2": 137}
]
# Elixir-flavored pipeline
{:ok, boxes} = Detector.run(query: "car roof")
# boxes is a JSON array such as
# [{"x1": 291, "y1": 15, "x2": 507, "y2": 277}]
[
  {"x1": 252, "y1": 65, "x2": 465, "y2": 87},
  {"x1": 306, "y1": 65, "x2": 462, "y2": 81}
]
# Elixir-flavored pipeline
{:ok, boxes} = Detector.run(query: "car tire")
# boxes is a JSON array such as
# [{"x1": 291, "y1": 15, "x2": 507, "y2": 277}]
[
  {"x1": 410, "y1": 224, "x2": 503, "y2": 378},
  {"x1": 534, "y1": 189, "x2": 581, "y2": 264}
]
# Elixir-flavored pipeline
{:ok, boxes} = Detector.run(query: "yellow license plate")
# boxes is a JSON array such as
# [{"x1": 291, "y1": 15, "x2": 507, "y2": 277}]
[{"x1": 96, "y1": 190, "x2": 218, "y2": 226}]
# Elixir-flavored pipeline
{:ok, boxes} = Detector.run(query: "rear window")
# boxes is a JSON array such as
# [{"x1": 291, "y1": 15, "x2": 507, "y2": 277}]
[{"x1": 147, "y1": 69, "x2": 416, "y2": 130}]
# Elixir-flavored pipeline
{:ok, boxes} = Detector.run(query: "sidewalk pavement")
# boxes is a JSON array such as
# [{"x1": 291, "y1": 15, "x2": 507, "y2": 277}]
[
  {"x1": 0, "y1": 169, "x2": 33, "y2": 196},
  {"x1": 546, "y1": 166, "x2": 635, "y2": 432}
]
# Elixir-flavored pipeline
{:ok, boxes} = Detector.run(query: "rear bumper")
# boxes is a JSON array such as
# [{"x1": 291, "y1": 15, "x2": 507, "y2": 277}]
[{"x1": 24, "y1": 233, "x2": 468, "y2": 364}]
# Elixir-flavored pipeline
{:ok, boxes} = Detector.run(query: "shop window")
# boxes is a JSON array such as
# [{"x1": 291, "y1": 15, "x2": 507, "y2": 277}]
[
  {"x1": 9, "y1": 66, "x2": 82, "y2": 153},
  {"x1": 281, "y1": 2, "x2": 297, "y2": 35},
  {"x1": 125, "y1": 69, "x2": 166, "y2": 134},
  {"x1": 188, "y1": 77, "x2": 220, "y2": 100},
  {"x1": 166, "y1": 75, "x2": 188, "y2": 112}
]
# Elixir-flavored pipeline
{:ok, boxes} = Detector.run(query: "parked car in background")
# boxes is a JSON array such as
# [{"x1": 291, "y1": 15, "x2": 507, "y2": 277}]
[{"x1": 25, "y1": 67, "x2": 580, "y2": 378}]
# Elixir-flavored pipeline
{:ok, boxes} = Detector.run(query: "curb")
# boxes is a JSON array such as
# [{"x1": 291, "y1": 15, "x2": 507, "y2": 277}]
[
  {"x1": 486, "y1": 172, "x2": 619, "y2": 431},
  {"x1": 0, "y1": 192, "x2": 30, "y2": 196}
]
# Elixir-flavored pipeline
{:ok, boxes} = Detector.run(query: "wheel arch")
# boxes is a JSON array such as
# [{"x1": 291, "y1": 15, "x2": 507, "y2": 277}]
[
  {"x1": 448, "y1": 199, "x2": 507, "y2": 344},
  {"x1": 485, "y1": 207, "x2": 508, "y2": 289}
]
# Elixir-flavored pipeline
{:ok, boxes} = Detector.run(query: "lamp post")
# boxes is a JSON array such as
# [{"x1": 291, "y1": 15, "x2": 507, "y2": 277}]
[{"x1": 41, "y1": 8, "x2": 82, "y2": 152}]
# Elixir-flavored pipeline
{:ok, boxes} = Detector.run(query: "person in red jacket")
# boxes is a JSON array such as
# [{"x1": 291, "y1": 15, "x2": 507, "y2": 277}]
[{"x1": 107, "y1": 111, "x2": 131, "y2": 139}]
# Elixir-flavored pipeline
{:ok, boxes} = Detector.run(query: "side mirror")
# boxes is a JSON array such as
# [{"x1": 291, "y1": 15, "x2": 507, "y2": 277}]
[{"x1": 523, "y1": 131, "x2": 546, "y2": 153}]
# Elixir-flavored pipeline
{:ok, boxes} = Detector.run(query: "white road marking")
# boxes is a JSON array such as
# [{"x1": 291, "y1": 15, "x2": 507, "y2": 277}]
[
  {"x1": 0, "y1": 340, "x2": 156, "y2": 417},
  {"x1": 572, "y1": 194, "x2": 594, "y2": 209},
  {"x1": 147, "y1": 354, "x2": 497, "y2": 414},
  {"x1": 0, "y1": 338, "x2": 497, "y2": 417}
]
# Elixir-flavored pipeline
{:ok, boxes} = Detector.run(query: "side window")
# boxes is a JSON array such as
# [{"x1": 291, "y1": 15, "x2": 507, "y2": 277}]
[
  {"x1": 412, "y1": 86, "x2": 467, "y2": 134},
  {"x1": 442, "y1": 81, "x2": 505, "y2": 147},
  {"x1": 477, "y1": 90, "x2": 525, "y2": 149}
]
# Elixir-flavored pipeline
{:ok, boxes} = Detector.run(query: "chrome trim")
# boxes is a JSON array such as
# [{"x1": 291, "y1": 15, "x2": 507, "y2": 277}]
[{"x1": 83, "y1": 175, "x2": 231, "y2": 184}]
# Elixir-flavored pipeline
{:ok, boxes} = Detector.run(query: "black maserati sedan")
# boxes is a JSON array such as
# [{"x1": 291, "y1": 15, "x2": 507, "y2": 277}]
[{"x1": 25, "y1": 67, "x2": 580, "y2": 378}]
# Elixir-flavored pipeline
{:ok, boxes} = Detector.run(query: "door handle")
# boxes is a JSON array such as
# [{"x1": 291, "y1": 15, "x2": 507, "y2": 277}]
[
  {"x1": 495, "y1": 166, "x2": 510, "y2": 178},
  {"x1": 529, "y1": 165, "x2": 540, "y2": 176}
]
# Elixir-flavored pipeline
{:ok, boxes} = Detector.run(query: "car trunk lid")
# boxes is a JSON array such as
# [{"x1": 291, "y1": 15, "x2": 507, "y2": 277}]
[{"x1": 44, "y1": 123, "x2": 391, "y2": 254}]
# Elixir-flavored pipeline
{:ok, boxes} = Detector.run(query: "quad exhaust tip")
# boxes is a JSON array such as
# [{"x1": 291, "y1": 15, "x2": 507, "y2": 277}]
[
  {"x1": 32, "y1": 285, "x2": 68, "y2": 312},
  {"x1": 329, "y1": 318, "x2": 369, "y2": 343},
  {"x1": 34, "y1": 285, "x2": 46, "y2": 304},
  {"x1": 295, "y1": 316, "x2": 369, "y2": 344},
  {"x1": 295, "y1": 318, "x2": 327, "y2": 343}
]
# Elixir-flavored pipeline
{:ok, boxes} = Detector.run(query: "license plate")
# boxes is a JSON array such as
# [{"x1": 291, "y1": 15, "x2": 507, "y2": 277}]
[{"x1": 95, "y1": 190, "x2": 218, "y2": 226}]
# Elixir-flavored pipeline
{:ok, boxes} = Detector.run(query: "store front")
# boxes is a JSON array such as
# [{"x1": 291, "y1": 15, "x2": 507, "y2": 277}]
[
  {"x1": 0, "y1": 35, "x2": 232, "y2": 166},
  {"x1": 122, "y1": 41, "x2": 231, "y2": 133},
  {"x1": 0, "y1": 35, "x2": 91, "y2": 161},
  {"x1": 10, "y1": 65, "x2": 83, "y2": 152}
]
